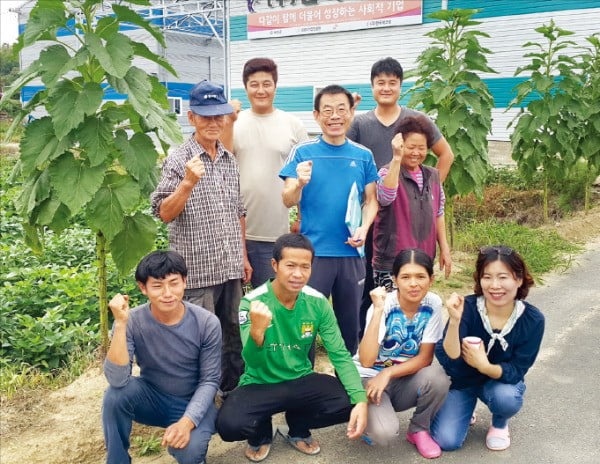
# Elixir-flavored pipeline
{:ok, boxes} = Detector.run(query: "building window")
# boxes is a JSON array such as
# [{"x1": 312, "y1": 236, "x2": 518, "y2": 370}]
[{"x1": 168, "y1": 97, "x2": 182, "y2": 115}]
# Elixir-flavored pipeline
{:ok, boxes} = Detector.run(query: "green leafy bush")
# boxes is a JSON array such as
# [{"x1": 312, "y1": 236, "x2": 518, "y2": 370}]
[
  {"x1": 550, "y1": 160, "x2": 590, "y2": 212},
  {"x1": 1, "y1": 157, "x2": 167, "y2": 372},
  {"x1": 0, "y1": 0, "x2": 182, "y2": 353},
  {"x1": 485, "y1": 166, "x2": 544, "y2": 191},
  {"x1": 406, "y1": 8, "x2": 495, "y2": 201},
  {"x1": 2, "y1": 309, "x2": 97, "y2": 369},
  {"x1": 507, "y1": 21, "x2": 598, "y2": 220}
]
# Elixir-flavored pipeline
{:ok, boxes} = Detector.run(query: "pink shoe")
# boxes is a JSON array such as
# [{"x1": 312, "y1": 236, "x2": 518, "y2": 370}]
[
  {"x1": 406, "y1": 431, "x2": 442, "y2": 459},
  {"x1": 486, "y1": 425, "x2": 510, "y2": 451}
]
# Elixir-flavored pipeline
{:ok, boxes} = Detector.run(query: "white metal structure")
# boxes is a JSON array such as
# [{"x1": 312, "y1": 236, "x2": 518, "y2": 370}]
[{"x1": 16, "y1": 0, "x2": 229, "y2": 128}]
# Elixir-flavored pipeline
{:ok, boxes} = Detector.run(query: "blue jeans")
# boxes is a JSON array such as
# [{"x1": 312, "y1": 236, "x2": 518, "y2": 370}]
[
  {"x1": 102, "y1": 377, "x2": 217, "y2": 464},
  {"x1": 431, "y1": 380, "x2": 526, "y2": 451},
  {"x1": 246, "y1": 240, "x2": 275, "y2": 288}
]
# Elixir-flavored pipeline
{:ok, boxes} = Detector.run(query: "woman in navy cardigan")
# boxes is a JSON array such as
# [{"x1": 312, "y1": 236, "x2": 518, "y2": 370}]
[{"x1": 431, "y1": 246, "x2": 545, "y2": 452}]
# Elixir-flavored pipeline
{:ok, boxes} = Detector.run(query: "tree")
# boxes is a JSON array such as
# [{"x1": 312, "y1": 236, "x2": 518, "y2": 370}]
[
  {"x1": 405, "y1": 8, "x2": 496, "y2": 242},
  {"x1": 507, "y1": 21, "x2": 580, "y2": 221},
  {"x1": 574, "y1": 34, "x2": 600, "y2": 211},
  {"x1": 0, "y1": 0, "x2": 182, "y2": 353}
]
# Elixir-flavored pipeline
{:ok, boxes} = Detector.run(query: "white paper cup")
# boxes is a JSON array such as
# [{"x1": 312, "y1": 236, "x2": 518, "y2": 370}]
[{"x1": 464, "y1": 336, "x2": 482, "y2": 347}]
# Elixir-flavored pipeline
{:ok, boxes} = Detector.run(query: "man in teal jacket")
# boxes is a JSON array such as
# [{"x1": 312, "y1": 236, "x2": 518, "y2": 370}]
[{"x1": 217, "y1": 233, "x2": 368, "y2": 462}]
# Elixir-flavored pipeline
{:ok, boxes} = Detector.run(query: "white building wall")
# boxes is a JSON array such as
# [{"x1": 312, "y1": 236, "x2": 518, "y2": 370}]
[
  {"x1": 163, "y1": 32, "x2": 225, "y2": 128},
  {"x1": 164, "y1": 33, "x2": 224, "y2": 84},
  {"x1": 230, "y1": 6, "x2": 600, "y2": 140}
]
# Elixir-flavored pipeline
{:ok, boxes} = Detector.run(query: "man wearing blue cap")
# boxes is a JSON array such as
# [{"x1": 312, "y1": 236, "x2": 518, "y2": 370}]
[{"x1": 151, "y1": 80, "x2": 251, "y2": 394}]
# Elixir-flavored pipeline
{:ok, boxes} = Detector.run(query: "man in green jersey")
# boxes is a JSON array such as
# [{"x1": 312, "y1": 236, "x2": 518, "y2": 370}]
[{"x1": 217, "y1": 233, "x2": 368, "y2": 462}]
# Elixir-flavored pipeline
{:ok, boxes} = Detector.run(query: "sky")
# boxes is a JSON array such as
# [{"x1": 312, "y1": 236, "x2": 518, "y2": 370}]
[{"x1": 1, "y1": 1, "x2": 27, "y2": 46}]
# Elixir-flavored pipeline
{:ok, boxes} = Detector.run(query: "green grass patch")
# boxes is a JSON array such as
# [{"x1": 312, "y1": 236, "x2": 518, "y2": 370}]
[
  {"x1": 0, "y1": 348, "x2": 97, "y2": 400},
  {"x1": 454, "y1": 219, "x2": 579, "y2": 276},
  {"x1": 0, "y1": 119, "x2": 24, "y2": 144}
]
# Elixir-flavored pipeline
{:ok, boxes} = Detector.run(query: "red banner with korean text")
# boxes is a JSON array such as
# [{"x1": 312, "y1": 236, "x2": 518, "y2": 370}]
[{"x1": 247, "y1": 0, "x2": 423, "y2": 39}]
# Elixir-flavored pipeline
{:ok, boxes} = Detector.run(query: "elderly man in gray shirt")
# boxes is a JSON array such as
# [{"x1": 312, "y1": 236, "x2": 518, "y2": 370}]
[{"x1": 102, "y1": 250, "x2": 221, "y2": 464}]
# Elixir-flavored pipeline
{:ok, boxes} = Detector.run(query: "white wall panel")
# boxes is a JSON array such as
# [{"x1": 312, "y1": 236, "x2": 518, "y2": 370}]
[
  {"x1": 230, "y1": 9, "x2": 599, "y2": 87},
  {"x1": 164, "y1": 33, "x2": 224, "y2": 83}
]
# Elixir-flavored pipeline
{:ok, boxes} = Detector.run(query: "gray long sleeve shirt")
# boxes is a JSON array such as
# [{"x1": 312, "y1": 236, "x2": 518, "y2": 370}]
[{"x1": 104, "y1": 302, "x2": 222, "y2": 426}]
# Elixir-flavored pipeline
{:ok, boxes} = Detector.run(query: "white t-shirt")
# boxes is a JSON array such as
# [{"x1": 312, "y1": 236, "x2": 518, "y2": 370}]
[
  {"x1": 233, "y1": 108, "x2": 308, "y2": 241},
  {"x1": 354, "y1": 291, "x2": 443, "y2": 378}
]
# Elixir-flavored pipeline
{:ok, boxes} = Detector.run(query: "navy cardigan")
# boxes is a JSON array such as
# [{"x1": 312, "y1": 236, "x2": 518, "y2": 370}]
[{"x1": 435, "y1": 294, "x2": 545, "y2": 389}]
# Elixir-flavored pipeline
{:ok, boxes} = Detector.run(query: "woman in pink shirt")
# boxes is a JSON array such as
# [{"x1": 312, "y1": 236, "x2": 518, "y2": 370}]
[{"x1": 372, "y1": 115, "x2": 452, "y2": 290}]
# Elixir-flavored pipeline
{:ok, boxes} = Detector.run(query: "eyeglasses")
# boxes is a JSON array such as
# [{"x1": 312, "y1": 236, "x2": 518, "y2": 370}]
[
  {"x1": 479, "y1": 245, "x2": 514, "y2": 256},
  {"x1": 319, "y1": 106, "x2": 349, "y2": 117}
]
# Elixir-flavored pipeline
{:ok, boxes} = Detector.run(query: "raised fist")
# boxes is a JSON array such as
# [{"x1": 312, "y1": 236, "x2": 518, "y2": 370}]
[
  {"x1": 108, "y1": 293, "x2": 130, "y2": 322},
  {"x1": 351, "y1": 92, "x2": 362, "y2": 109},
  {"x1": 446, "y1": 292, "x2": 464, "y2": 322},
  {"x1": 296, "y1": 160, "x2": 313, "y2": 187},
  {"x1": 369, "y1": 286, "x2": 387, "y2": 309},
  {"x1": 184, "y1": 155, "x2": 205, "y2": 184},
  {"x1": 228, "y1": 99, "x2": 242, "y2": 122},
  {"x1": 249, "y1": 300, "x2": 272, "y2": 332},
  {"x1": 391, "y1": 133, "x2": 404, "y2": 161}
]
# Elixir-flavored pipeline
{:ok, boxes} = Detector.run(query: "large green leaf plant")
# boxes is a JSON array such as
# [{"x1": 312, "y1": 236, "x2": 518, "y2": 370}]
[
  {"x1": 0, "y1": 0, "x2": 182, "y2": 351},
  {"x1": 405, "y1": 8, "x2": 496, "y2": 241},
  {"x1": 574, "y1": 34, "x2": 600, "y2": 211},
  {"x1": 507, "y1": 21, "x2": 581, "y2": 221}
]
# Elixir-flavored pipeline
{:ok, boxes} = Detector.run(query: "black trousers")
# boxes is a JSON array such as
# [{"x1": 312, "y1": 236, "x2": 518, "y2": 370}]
[
  {"x1": 184, "y1": 280, "x2": 244, "y2": 393},
  {"x1": 359, "y1": 225, "x2": 375, "y2": 339},
  {"x1": 217, "y1": 373, "x2": 354, "y2": 447},
  {"x1": 308, "y1": 256, "x2": 365, "y2": 355}
]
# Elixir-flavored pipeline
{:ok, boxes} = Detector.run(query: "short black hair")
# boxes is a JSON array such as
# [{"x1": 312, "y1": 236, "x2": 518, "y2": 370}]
[
  {"x1": 392, "y1": 248, "x2": 434, "y2": 277},
  {"x1": 273, "y1": 233, "x2": 315, "y2": 263},
  {"x1": 473, "y1": 246, "x2": 534, "y2": 300},
  {"x1": 243, "y1": 57, "x2": 278, "y2": 87},
  {"x1": 314, "y1": 84, "x2": 354, "y2": 111},
  {"x1": 135, "y1": 250, "x2": 188, "y2": 284},
  {"x1": 371, "y1": 57, "x2": 404, "y2": 83},
  {"x1": 395, "y1": 115, "x2": 436, "y2": 148}
]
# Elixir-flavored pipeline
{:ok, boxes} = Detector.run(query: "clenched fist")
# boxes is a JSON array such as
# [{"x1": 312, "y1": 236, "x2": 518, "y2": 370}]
[
  {"x1": 108, "y1": 293, "x2": 129, "y2": 322},
  {"x1": 249, "y1": 300, "x2": 272, "y2": 332},
  {"x1": 369, "y1": 286, "x2": 387, "y2": 310},
  {"x1": 296, "y1": 160, "x2": 312, "y2": 187},
  {"x1": 227, "y1": 99, "x2": 242, "y2": 123},
  {"x1": 446, "y1": 292, "x2": 464, "y2": 323},
  {"x1": 391, "y1": 133, "x2": 404, "y2": 161},
  {"x1": 351, "y1": 92, "x2": 362, "y2": 109},
  {"x1": 184, "y1": 155, "x2": 205, "y2": 184}
]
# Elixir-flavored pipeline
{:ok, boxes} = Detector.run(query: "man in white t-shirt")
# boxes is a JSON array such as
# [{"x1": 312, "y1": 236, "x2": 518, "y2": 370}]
[{"x1": 229, "y1": 58, "x2": 309, "y2": 288}]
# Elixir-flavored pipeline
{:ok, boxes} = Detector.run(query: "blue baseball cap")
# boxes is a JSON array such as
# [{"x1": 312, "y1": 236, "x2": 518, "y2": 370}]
[{"x1": 189, "y1": 80, "x2": 234, "y2": 116}]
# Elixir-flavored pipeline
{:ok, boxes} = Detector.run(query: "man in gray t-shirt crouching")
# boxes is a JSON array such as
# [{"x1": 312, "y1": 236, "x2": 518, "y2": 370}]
[{"x1": 102, "y1": 250, "x2": 222, "y2": 464}]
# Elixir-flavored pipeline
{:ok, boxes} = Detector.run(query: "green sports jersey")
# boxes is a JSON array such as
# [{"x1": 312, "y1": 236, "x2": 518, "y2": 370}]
[{"x1": 238, "y1": 280, "x2": 367, "y2": 404}]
